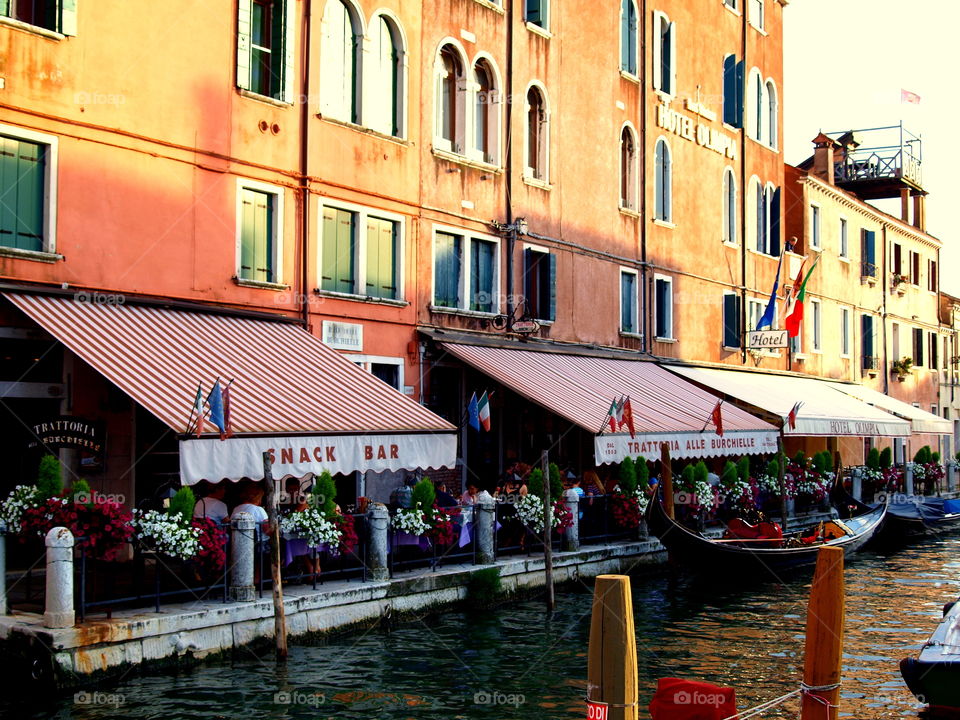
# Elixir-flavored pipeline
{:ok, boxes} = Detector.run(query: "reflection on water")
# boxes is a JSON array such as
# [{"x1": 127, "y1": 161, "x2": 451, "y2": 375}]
[{"x1": 8, "y1": 537, "x2": 960, "y2": 720}]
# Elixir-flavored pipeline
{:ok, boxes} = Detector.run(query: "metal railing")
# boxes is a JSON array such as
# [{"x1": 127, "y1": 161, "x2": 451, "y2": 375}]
[
  {"x1": 387, "y1": 506, "x2": 475, "y2": 576},
  {"x1": 579, "y1": 494, "x2": 635, "y2": 545}
]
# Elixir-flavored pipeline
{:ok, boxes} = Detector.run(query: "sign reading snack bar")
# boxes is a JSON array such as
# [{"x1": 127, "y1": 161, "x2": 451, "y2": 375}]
[
  {"x1": 29, "y1": 416, "x2": 105, "y2": 459},
  {"x1": 179, "y1": 433, "x2": 457, "y2": 484},
  {"x1": 594, "y1": 430, "x2": 779, "y2": 465}
]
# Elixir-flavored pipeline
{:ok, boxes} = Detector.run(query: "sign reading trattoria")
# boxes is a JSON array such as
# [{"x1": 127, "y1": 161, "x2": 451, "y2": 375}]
[
  {"x1": 656, "y1": 101, "x2": 737, "y2": 159},
  {"x1": 29, "y1": 416, "x2": 105, "y2": 458},
  {"x1": 748, "y1": 329, "x2": 789, "y2": 349}
]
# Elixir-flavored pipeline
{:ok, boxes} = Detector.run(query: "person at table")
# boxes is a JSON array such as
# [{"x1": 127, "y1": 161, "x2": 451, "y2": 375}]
[
  {"x1": 434, "y1": 480, "x2": 458, "y2": 508},
  {"x1": 232, "y1": 482, "x2": 270, "y2": 532},
  {"x1": 461, "y1": 482, "x2": 493, "y2": 505},
  {"x1": 193, "y1": 481, "x2": 229, "y2": 524},
  {"x1": 280, "y1": 477, "x2": 307, "y2": 514}
]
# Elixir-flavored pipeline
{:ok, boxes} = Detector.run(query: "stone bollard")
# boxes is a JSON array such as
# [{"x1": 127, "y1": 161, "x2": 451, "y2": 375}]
[
  {"x1": 230, "y1": 512, "x2": 256, "y2": 602},
  {"x1": 563, "y1": 489, "x2": 580, "y2": 552},
  {"x1": 475, "y1": 497, "x2": 496, "y2": 565},
  {"x1": 851, "y1": 468, "x2": 863, "y2": 502},
  {"x1": 44, "y1": 527, "x2": 75, "y2": 628},
  {"x1": 905, "y1": 463, "x2": 915, "y2": 498},
  {"x1": 367, "y1": 504, "x2": 389, "y2": 582}
]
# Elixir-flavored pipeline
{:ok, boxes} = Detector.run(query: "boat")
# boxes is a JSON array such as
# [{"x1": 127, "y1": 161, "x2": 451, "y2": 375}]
[
  {"x1": 646, "y1": 491, "x2": 887, "y2": 575},
  {"x1": 900, "y1": 599, "x2": 960, "y2": 713},
  {"x1": 884, "y1": 496, "x2": 960, "y2": 537}
]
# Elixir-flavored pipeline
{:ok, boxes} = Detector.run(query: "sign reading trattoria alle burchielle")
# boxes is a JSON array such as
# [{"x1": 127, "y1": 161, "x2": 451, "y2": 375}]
[{"x1": 29, "y1": 416, "x2": 105, "y2": 459}]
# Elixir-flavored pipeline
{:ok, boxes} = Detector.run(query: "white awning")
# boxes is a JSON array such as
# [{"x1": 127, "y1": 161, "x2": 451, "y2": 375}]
[
  {"x1": 664, "y1": 365, "x2": 911, "y2": 438},
  {"x1": 827, "y1": 383, "x2": 952, "y2": 434}
]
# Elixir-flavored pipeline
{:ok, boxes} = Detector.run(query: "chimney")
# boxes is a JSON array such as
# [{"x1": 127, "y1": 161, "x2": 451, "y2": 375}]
[{"x1": 811, "y1": 132, "x2": 839, "y2": 184}]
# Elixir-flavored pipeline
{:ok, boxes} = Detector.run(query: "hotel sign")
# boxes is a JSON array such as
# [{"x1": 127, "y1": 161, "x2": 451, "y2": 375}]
[
  {"x1": 656, "y1": 101, "x2": 737, "y2": 160},
  {"x1": 748, "y1": 330, "x2": 788, "y2": 349}
]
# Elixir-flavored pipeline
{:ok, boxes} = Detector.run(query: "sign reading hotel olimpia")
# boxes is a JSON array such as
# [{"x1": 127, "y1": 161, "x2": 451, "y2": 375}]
[
  {"x1": 29, "y1": 416, "x2": 105, "y2": 460},
  {"x1": 656, "y1": 99, "x2": 737, "y2": 159}
]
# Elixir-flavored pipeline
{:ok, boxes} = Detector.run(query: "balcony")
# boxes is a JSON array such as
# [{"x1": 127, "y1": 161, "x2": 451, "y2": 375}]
[
  {"x1": 861, "y1": 355, "x2": 880, "y2": 377},
  {"x1": 828, "y1": 124, "x2": 923, "y2": 200}
]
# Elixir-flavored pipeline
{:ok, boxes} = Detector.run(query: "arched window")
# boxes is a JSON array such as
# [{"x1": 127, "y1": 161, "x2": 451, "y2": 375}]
[
  {"x1": 620, "y1": 0, "x2": 638, "y2": 76},
  {"x1": 620, "y1": 126, "x2": 637, "y2": 210},
  {"x1": 368, "y1": 14, "x2": 404, "y2": 137},
  {"x1": 723, "y1": 168, "x2": 737, "y2": 244},
  {"x1": 525, "y1": 85, "x2": 549, "y2": 181},
  {"x1": 319, "y1": 0, "x2": 361, "y2": 123},
  {"x1": 722, "y1": 54, "x2": 743, "y2": 128},
  {"x1": 755, "y1": 183, "x2": 780, "y2": 255},
  {"x1": 654, "y1": 138, "x2": 672, "y2": 222},
  {"x1": 652, "y1": 11, "x2": 675, "y2": 95},
  {"x1": 473, "y1": 59, "x2": 499, "y2": 164},
  {"x1": 435, "y1": 44, "x2": 465, "y2": 153},
  {"x1": 755, "y1": 178, "x2": 765, "y2": 251},
  {"x1": 746, "y1": 68, "x2": 763, "y2": 142},
  {"x1": 765, "y1": 79, "x2": 778, "y2": 149}
]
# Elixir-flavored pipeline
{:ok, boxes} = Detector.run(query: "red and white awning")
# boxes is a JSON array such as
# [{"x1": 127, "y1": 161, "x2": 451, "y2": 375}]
[
  {"x1": 438, "y1": 343, "x2": 779, "y2": 464},
  {"x1": 5, "y1": 293, "x2": 456, "y2": 483}
]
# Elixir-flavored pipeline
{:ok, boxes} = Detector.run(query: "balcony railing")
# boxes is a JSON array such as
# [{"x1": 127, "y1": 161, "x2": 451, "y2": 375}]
[
  {"x1": 861, "y1": 355, "x2": 880, "y2": 371},
  {"x1": 828, "y1": 123, "x2": 923, "y2": 189},
  {"x1": 861, "y1": 261, "x2": 877, "y2": 279}
]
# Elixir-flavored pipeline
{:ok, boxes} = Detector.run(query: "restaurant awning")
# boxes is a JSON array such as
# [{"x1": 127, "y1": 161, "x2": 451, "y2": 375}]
[
  {"x1": 665, "y1": 365, "x2": 911, "y2": 438},
  {"x1": 827, "y1": 383, "x2": 952, "y2": 434},
  {"x1": 4, "y1": 293, "x2": 456, "y2": 483},
  {"x1": 438, "y1": 343, "x2": 779, "y2": 464}
]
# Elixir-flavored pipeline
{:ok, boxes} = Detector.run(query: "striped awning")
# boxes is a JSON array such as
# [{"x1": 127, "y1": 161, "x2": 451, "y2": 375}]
[
  {"x1": 5, "y1": 293, "x2": 456, "y2": 482},
  {"x1": 827, "y1": 382, "x2": 952, "y2": 435},
  {"x1": 438, "y1": 343, "x2": 780, "y2": 464}
]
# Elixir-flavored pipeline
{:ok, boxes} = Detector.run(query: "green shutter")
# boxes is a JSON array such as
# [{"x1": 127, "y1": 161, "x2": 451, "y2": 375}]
[
  {"x1": 547, "y1": 252, "x2": 557, "y2": 321},
  {"x1": 366, "y1": 217, "x2": 397, "y2": 300},
  {"x1": 0, "y1": 138, "x2": 46, "y2": 253},
  {"x1": 321, "y1": 207, "x2": 337, "y2": 291},
  {"x1": 0, "y1": 137, "x2": 16, "y2": 247},
  {"x1": 335, "y1": 209, "x2": 355, "y2": 294},
  {"x1": 0, "y1": 1, "x2": 9, "y2": 17},
  {"x1": 59, "y1": 0, "x2": 77, "y2": 35},
  {"x1": 239, "y1": 190, "x2": 255, "y2": 279},
  {"x1": 434, "y1": 233, "x2": 461, "y2": 307},
  {"x1": 470, "y1": 240, "x2": 494, "y2": 312},
  {"x1": 237, "y1": 0, "x2": 252, "y2": 91}
]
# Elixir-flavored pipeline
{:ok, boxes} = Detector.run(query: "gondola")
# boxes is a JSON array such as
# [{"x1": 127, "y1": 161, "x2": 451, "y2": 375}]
[
  {"x1": 900, "y1": 599, "x2": 960, "y2": 712},
  {"x1": 646, "y1": 491, "x2": 887, "y2": 575},
  {"x1": 884, "y1": 496, "x2": 960, "y2": 536}
]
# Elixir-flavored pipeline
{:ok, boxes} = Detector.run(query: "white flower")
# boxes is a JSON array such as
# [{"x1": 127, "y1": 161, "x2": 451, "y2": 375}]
[
  {"x1": 281, "y1": 508, "x2": 342, "y2": 547},
  {"x1": 131, "y1": 509, "x2": 201, "y2": 560},
  {"x1": 634, "y1": 488, "x2": 649, "y2": 514},
  {"x1": 0, "y1": 485, "x2": 44, "y2": 532},
  {"x1": 391, "y1": 502, "x2": 431, "y2": 536},
  {"x1": 514, "y1": 494, "x2": 562, "y2": 533}
]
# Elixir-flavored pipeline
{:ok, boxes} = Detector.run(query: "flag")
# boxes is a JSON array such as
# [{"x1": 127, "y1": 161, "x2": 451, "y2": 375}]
[
  {"x1": 901, "y1": 89, "x2": 921, "y2": 105},
  {"x1": 787, "y1": 401, "x2": 804, "y2": 430},
  {"x1": 467, "y1": 392, "x2": 480, "y2": 431},
  {"x1": 711, "y1": 400, "x2": 724, "y2": 437},
  {"x1": 618, "y1": 396, "x2": 636, "y2": 439},
  {"x1": 756, "y1": 243, "x2": 790, "y2": 330},
  {"x1": 207, "y1": 380, "x2": 226, "y2": 437},
  {"x1": 192, "y1": 384, "x2": 204, "y2": 437},
  {"x1": 606, "y1": 397, "x2": 623, "y2": 433},
  {"x1": 221, "y1": 383, "x2": 233, "y2": 439},
  {"x1": 478, "y1": 391, "x2": 491, "y2": 432},
  {"x1": 784, "y1": 256, "x2": 820, "y2": 338}
]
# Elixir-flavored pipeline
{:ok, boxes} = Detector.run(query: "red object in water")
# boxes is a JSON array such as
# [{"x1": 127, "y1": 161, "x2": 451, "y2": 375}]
[
  {"x1": 648, "y1": 678, "x2": 739, "y2": 720},
  {"x1": 725, "y1": 518, "x2": 783, "y2": 541}
]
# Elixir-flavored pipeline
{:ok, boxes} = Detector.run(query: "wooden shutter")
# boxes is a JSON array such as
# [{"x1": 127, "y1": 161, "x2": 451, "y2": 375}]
[
  {"x1": 526, "y1": 0, "x2": 542, "y2": 25},
  {"x1": 320, "y1": 207, "x2": 337, "y2": 291},
  {"x1": 281, "y1": 0, "x2": 294, "y2": 102},
  {"x1": 547, "y1": 251, "x2": 557, "y2": 321},
  {"x1": 60, "y1": 0, "x2": 78, "y2": 35},
  {"x1": 471, "y1": 240, "x2": 494, "y2": 312},
  {"x1": 651, "y1": 12, "x2": 662, "y2": 91},
  {"x1": 237, "y1": 0, "x2": 252, "y2": 91},
  {"x1": 0, "y1": 1, "x2": 9, "y2": 17},
  {"x1": 366, "y1": 217, "x2": 396, "y2": 300},
  {"x1": 14, "y1": 139, "x2": 45, "y2": 252},
  {"x1": 667, "y1": 22, "x2": 677, "y2": 95},
  {"x1": 239, "y1": 190, "x2": 255, "y2": 279},
  {"x1": 723, "y1": 56, "x2": 737, "y2": 126},
  {"x1": 771, "y1": 187, "x2": 781, "y2": 256},
  {"x1": 861, "y1": 315, "x2": 873, "y2": 359},
  {"x1": 335, "y1": 209, "x2": 355, "y2": 294},
  {"x1": 723, "y1": 294, "x2": 740, "y2": 348}
]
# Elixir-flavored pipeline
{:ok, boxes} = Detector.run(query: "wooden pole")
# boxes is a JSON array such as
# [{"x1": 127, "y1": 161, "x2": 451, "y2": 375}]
[
  {"x1": 778, "y1": 432, "x2": 788, "y2": 533},
  {"x1": 801, "y1": 546, "x2": 845, "y2": 720},
  {"x1": 587, "y1": 575, "x2": 639, "y2": 720},
  {"x1": 660, "y1": 443, "x2": 674, "y2": 519},
  {"x1": 262, "y1": 452, "x2": 288, "y2": 661},
  {"x1": 541, "y1": 450, "x2": 555, "y2": 612}
]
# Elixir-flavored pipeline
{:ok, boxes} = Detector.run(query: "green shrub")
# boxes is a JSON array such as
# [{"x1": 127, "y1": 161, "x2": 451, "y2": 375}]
[
  {"x1": 549, "y1": 463, "x2": 563, "y2": 501},
  {"x1": 466, "y1": 567, "x2": 502, "y2": 608},
  {"x1": 619, "y1": 457, "x2": 637, "y2": 496},
  {"x1": 812, "y1": 451, "x2": 831, "y2": 474},
  {"x1": 737, "y1": 456, "x2": 751, "y2": 484},
  {"x1": 312, "y1": 470, "x2": 338, "y2": 516},
  {"x1": 879, "y1": 447, "x2": 892, "y2": 469},
  {"x1": 36, "y1": 455, "x2": 63, "y2": 499},
  {"x1": 527, "y1": 468, "x2": 544, "y2": 498},
  {"x1": 71, "y1": 479, "x2": 92, "y2": 505},
  {"x1": 866, "y1": 447, "x2": 881, "y2": 470},
  {"x1": 168, "y1": 487, "x2": 195, "y2": 522},
  {"x1": 765, "y1": 456, "x2": 781, "y2": 479},
  {"x1": 792, "y1": 451, "x2": 807, "y2": 467},
  {"x1": 914, "y1": 446, "x2": 933, "y2": 464},
  {"x1": 693, "y1": 461, "x2": 709, "y2": 486},
  {"x1": 720, "y1": 461, "x2": 738, "y2": 491},
  {"x1": 637, "y1": 457, "x2": 649, "y2": 489},
  {"x1": 679, "y1": 464, "x2": 696, "y2": 492},
  {"x1": 411, "y1": 477, "x2": 436, "y2": 515},
  {"x1": 932, "y1": 451, "x2": 941, "y2": 464}
]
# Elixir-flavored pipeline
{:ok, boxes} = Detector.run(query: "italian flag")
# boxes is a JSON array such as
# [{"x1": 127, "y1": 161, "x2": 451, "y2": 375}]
[
  {"x1": 784, "y1": 256, "x2": 820, "y2": 338},
  {"x1": 607, "y1": 398, "x2": 621, "y2": 433},
  {"x1": 478, "y1": 391, "x2": 491, "y2": 432}
]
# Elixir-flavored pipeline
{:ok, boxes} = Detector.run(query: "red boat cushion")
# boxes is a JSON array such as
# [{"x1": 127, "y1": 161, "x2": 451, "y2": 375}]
[
  {"x1": 649, "y1": 678, "x2": 739, "y2": 720},
  {"x1": 725, "y1": 518, "x2": 782, "y2": 541}
]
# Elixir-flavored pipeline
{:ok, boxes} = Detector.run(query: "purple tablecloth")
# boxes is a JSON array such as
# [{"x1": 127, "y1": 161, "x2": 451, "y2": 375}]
[
  {"x1": 395, "y1": 531, "x2": 431, "y2": 551},
  {"x1": 283, "y1": 538, "x2": 332, "y2": 566}
]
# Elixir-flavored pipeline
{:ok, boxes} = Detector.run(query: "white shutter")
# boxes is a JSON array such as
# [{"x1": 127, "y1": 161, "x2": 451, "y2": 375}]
[
  {"x1": 282, "y1": 0, "x2": 296, "y2": 103},
  {"x1": 319, "y1": 0, "x2": 345, "y2": 117},
  {"x1": 236, "y1": 0, "x2": 252, "y2": 91},
  {"x1": 651, "y1": 12, "x2": 662, "y2": 91},
  {"x1": 60, "y1": 0, "x2": 78, "y2": 36},
  {"x1": 668, "y1": 21, "x2": 677, "y2": 96}
]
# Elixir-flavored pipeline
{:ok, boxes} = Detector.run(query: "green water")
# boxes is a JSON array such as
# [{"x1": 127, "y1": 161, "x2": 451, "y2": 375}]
[{"x1": 10, "y1": 537, "x2": 960, "y2": 719}]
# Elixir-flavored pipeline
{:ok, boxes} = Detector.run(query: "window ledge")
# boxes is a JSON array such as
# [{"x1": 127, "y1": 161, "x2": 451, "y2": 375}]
[
  {"x1": 233, "y1": 277, "x2": 289, "y2": 291},
  {"x1": 749, "y1": 21, "x2": 768, "y2": 36},
  {"x1": 620, "y1": 331, "x2": 643, "y2": 339},
  {"x1": 653, "y1": 219, "x2": 675, "y2": 229},
  {"x1": 654, "y1": 90, "x2": 675, "y2": 103},
  {"x1": 238, "y1": 88, "x2": 292, "y2": 108},
  {"x1": 534, "y1": 318, "x2": 554, "y2": 326},
  {"x1": 0, "y1": 246, "x2": 63, "y2": 264},
  {"x1": 746, "y1": 247, "x2": 778, "y2": 259},
  {"x1": 619, "y1": 70, "x2": 640, "y2": 84},
  {"x1": 723, "y1": 3, "x2": 742, "y2": 17},
  {"x1": 428, "y1": 305, "x2": 498, "y2": 318},
  {"x1": 318, "y1": 115, "x2": 410, "y2": 146},
  {"x1": 793, "y1": 353, "x2": 808, "y2": 361},
  {"x1": 722, "y1": 345, "x2": 741, "y2": 352},
  {"x1": 721, "y1": 122, "x2": 742, "y2": 133},
  {"x1": 619, "y1": 206, "x2": 640, "y2": 219},
  {"x1": 655, "y1": 337, "x2": 677, "y2": 344},
  {"x1": 522, "y1": 175, "x2": 552, "y2": 191},
  {"x1": 722, "y1": 240, "x2": 739, "y2": 248},
  {"x1": 432, "y1": 147, "x2": 503, "y2": 173},
  {"x1": 746, "y1": 135, "x2": 778, "y2": 153},
  {"x1": 524, "y1": 22, "x2": 552, "y2": 39},
  {"x1": 0, "y1": 16, "x2": 64, "y2": 40},
  {"x1": 838, "y1": 256, "x2": 851, "y2": 264},
  {"x1": 470, "y1": 0, "x2": 506, "y2": 13},
  {"x1": 316, "y1": 290, "x2": 408, "y2": 307}
]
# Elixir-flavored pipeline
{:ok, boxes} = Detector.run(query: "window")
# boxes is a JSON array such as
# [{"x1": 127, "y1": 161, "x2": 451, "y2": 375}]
[
  {"x1": 472, "y1": 60, "x2": 500, "y2": 164},
  {"x1": 320, "y1": 201, "x2": 404, "y2": 300},
  {"x1": 0, "y1": 128, "x2": 58, "y2": 255},
  {"x1": 1, "y1": 0, "x2": 77, "y2": 34},
  {"x1": 654, "y1": 138, "x2": 672, "y2": 222},
  {"x1": 750, "y1": 0, "x2": 764, "y2": 30},
  {"x1": 620, "y1": 126, "x2": 638, "y2": 210},
  {"x1": 620, "y1": 270, "x2": 639, "y2": 334},
  {"x1": 432, "y1": 229, "x2": 499, "y2": 313},
  {"x1": 319, "y1": 0, "x2": 361, "y2": 122},
  {"x1": 722, "y1": 168, "x2": 737, "y2": 244},
  {"x1": 755, "y1": 182, "x2": 780, "y2": 255},
  {"x1": 765, "y1": 80, "x2": 778, "y2": 149},
  {"x1": 840, "y1": 307, "x2": 851, "y2": 357},
  {"x1": 910, "y1": 251, "x2": 920, "y2": 286},
  {"x1": 809, "y1": 204, "x2": 821, "y2": 250},
  {"x1": 351, "y1": 356, "x2": 404, "y2": 391},
  {"x1": 368, "y1": 14, "x2": 405, "y2": 137},
  {"x1": 723, "y1": 292, "x2": 741, "y2": 349},
  {"x1": 238, "y1": 0, "x2": 292, "y2": 102},
  {"x1": 525, "y1": 85, "x2": 549, "y2": 181},
  {"x1": 722, "y1": 55, "x2": 744, "y2": 128},
  {"x1": 913, "y1": 327, "x2": 924, "y2": 367},
  {"x1": 861, "y1": 315, "x2": 876, "y2": 371},
  {"x1": 525, "y1": 0, "x2": 548, "y2": 29},
  {"x1": 724, "y1": 0, "x2": 739, "y2": 10},
  {"x1": 810, "y1": 299, "x2": 821, "y2": 352},
  {"x1": 237, "y1": 183, "x2": 282, "y2": 285},
  {"x1": 928, "y1": 258, "x2": 938, "y2": 292},
  {"x1": 746, "y1": 68, "x2": 763, "y2": 142},
  {"x1": 620, "y1": 0, "x2": 638, "y2": 75},
  {"x1": 839, "y1": 218, "x2": 848, "y2": 259},
  {"x1": 944, "y1": 336, "x2": 950, "y2": 370},
  {"x1": 891, "y1": 241, "x2": 903, "y2": 276},
  {"x1": 861, "y1": 229, "x2": 876, "y2": 277},
  {"x1": 930, "y1": 332, "x2": 939, "y2": 370},
  {"x1": 435, "y1": 44, "x2": 466, "y2": 153},
  {"x1": 892, "y1": 322, "x2": 901, "y2": 361},
  {"x1": 654, "y1": 275, "x2": 673, "y2": 339},
  {"x1": 652, "y1": 11, "x2": 676, "y2": 96},
  {"x1": 523, "y1": 246, "x2": 556, "y2": 321}
]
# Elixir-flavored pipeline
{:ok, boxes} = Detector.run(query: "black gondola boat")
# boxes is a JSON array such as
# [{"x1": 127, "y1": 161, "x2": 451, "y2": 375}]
[
  {"x1": 647, "y1": 492, "x2": 887, "y2": 575},
  {"x1": 884, "y1": 496, "x2": 960, "y2": 536}
]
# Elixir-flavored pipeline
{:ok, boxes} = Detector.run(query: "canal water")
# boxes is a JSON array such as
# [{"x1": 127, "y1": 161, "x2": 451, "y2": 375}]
[{"x1": 11, "y1": 536, "x2": 960, "y2": 720}]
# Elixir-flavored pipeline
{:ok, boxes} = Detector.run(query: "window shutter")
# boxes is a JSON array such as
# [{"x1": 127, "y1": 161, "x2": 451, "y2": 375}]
[
  {"x1": 59, "y1": 0, "x2": 78, "y2": 36},
  {"x1": 723, "y1": 56, "x2": 736, "y2": 126},
  {"x1": 13, "y1": 140, "x2": 45, "y2": 252},
  {"x1": 526, "y1": 0, "x2": 542, "y2": 25},
  {"x1": 735, "y1": 60, "x2": 744, "y2": 128},
  {"x1": 523, "y1": 248, "x2": 534, "y2": 315},
  {"x1": 321, "y1": 207, "x2": 337, "y2": 290},
  {"x1": 651, "y1": 13, "x2": 662, "y2": 91},
  {"x1": 862, "y1": 229, "x2": 876, "y2": 267},
  {"x1": 723, "y1": 294, "x2": 740, "y2": 348},
  {"x1": 336, "y1": 209, "x2": 355, "y2": 294},
  {"x1": 365, "y1": 217, "x2": 379, "y2": 296},
  {"x1": 237, "y1": 0, "x2": 252, "y2": 91},
  {"x1": 282, "y1": 0, "x2": 295, "y2": 102},
  {"x1": 770, "y1": 187, "x2": 781, "y2": 256},
  {"x1": 0, "y1": 1, "x2": 9, "y2": 16},
  {"x1": 861, "y1": 315, "x2": 873, "y2": 358},
  {"x1": 547, "y1": 251, "x2": 557, "y2": 321},
  {"x1": 667, "y1": 22, "x2": 677, "y2": 95},
  {"x1": 239, "y1": 190, "x2": 255, "y2": 279}
]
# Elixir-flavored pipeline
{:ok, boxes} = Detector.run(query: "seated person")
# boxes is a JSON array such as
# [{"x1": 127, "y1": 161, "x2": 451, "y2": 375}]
[
  {"x1": 434, "y1": 481, "x2": 459, "y2": 508},
  {"x1": 193, "y1": 481, "x2": 229, "y2": 524}
]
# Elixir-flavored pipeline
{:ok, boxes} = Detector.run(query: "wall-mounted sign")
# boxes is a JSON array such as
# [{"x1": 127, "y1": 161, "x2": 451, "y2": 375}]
[
  {"x1": 656, "y1": 101, "x2": 737, "y2": 159},
  {"x1": 511, "y1": 320, "x2": 540, "y2": 334},
  {"x1": 322, "y1": 320, "x2": 363, "y2": 351},
  {"x1": 748, "y1": 330, "x2": 789, "y2": 349},
  {"x1": 29, "y1": 416, "x2": 105, "y2": 459}
]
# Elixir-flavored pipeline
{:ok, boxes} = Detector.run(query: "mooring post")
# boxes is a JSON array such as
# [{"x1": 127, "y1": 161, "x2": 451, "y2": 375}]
[
  {"x1": 905, "y1": 462, "x2": 915, "y2": 497},
  {"x1": 587, "y1": 575, "x2": 639, "y2": 720},
  {"x1": 541, "y1": 450, "x2": 555, "y2": 612},
  {"x1": 43, "y1": 527, "x2": 75, "y2": 628},
  {"x1": 851, "y1": 467, "x2": 863, "y2": 502},
  {"x1": 262, "y1": 452, "x2": 287, "y2": 661},
  {"x1": 0, "y1": 520, "x2": 7, "y2": 616},
  {"x1": 367, "y1": 503, "x2": 390, "y2": 580},
  {"x1": 801, "y1": 546, "x2": 845, "y2": 720},
  {"x1": 660, "y1": 443, "x2": 674, "y2": 519},
  {"x1": 563, "y1": 488, "x2": 580, "y2": 552},
  {"x1": 230, "y1": 512, "x2": 256, "y2": 602},
  {"x1": 475, "y1": 496, "x2": 496, "y2": 564}
]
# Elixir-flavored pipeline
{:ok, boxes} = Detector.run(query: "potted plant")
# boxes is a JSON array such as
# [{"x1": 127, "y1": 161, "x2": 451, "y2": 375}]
[{"x1": 892, "y1": 356, "x2": 913, "y2": 381}]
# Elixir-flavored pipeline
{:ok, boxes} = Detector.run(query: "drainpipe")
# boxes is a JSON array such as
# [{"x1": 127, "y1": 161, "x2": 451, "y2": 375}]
[
  {"x1": 298, "y1": 0, "x2": 313, "y2": 329},
  {"x1": 504, "y1": 0, "x2": 516, "y2": 318},
  {"x1": 739, "y1": 2, "x2": 748, "y2": 365},
  {"x1": 639, "y1": 0, "x2": 649, "y2": 352}
]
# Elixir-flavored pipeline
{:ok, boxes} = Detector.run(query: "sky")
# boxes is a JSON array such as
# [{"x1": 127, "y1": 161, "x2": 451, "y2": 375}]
[{"x1": 783, "y1": 0, "x2": 960, "y2": 294}]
